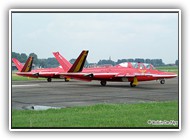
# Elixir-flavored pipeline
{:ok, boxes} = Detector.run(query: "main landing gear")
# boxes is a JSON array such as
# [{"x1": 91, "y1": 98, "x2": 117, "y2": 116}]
[
  {"x1": 65, "y1": 78, "x2": 70, "y2": 82},
  {"x1": 100, "y1": 79, "x2": 138, "y2": 87},
  {"x1": 130, "y1": 81, "x2": 136, "y2": 87},
  {"x1": 47, "y1": 78, "x2": 52, "y2": 82},
  {"x1": 130, "y1": 77, "x2": 138, "y2": 87},
  {"x1": 160, "y1": 79, "x2": 165, "y2": 84},
  {"x1": 100, "y1": 80, "x2": 107, "y2": 86}
]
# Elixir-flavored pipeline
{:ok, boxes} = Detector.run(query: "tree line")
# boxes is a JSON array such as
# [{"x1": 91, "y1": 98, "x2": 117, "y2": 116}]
[
  {"x1": 12, "y1": 52, "x2": 60, "y2": 68},
  {"x1": 97, "y1": 58, "x2": 165, "y2": 67},
  {"x1": 12, "y1": 52, "x2": 178, "y2": 68}
]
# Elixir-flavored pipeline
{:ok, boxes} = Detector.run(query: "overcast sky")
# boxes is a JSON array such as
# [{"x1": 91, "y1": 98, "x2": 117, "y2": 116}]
[{"x1": 12, "y1": 12, "x2": 178, "y2": 64}]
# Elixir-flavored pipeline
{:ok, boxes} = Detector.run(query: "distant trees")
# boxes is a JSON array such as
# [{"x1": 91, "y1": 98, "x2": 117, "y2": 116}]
[
  {"x1": 175, "y1": 60, "x2": 179, "y2": 65},
  {"x1": 38, "y1": 59, "x2": 47, "y2": 68},
  {"x1": 97, "y1": 59, "x2": 115, "y2": 66},
  {"x1": 135, "y1": 58, "x2": 144, "y2": 63},
  {"x1": 69, "y1": 58, "x2": 76, "y2": 64},
  {"x1": 150, "y1": 59, "x2": 165, "y2": 67},
  {"x1": 145, "y1": 59, "x2": 151, "y2": 64},
  {"x1": 20, "y1": 53, "x2": 27, "y2": 63},
  {"x1": 115, "y1": 58, "x2": 164, "y2": 66},
  {"x1": 38, "y1": 58, "x2": 59, "y2": 68},
  {"x1": 29, "y1": 53, "x2": 39, "y2": 66},
  {"x1": 116, "y1": 59, "x2": 135, "y2": 64},
  {"x1": 116, "y1": 59, "x2": 128, "y2": 64},
  {"x1": 45, "y1": 58, "x2": 59, "y2": 68},
  {"x1": 12, "y1": 51, "x2": 177, "y2": 69},
  {"x1": 12, "y1": 52, "x2": 27, "y2": 63},
  {"x1": 12, "y1": 52, "x2": 58, "y2": 68}
]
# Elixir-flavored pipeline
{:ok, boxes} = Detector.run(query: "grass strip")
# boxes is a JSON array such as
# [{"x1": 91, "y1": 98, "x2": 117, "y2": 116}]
[{"x1": 12, "y1": 101, "x2": 178, "y2": 128}]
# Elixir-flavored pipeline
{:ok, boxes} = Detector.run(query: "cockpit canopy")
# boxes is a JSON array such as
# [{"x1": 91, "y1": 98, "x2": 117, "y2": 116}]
[
  {"x1": 130, "y1": 62, "x2": 138, "y2": 69},
  {"x1": 143, "y1": 63, "x2": 156, "y2": 69},
  {"x1": 118, "y1": 62, "x2": 129, "y2": 68},
  {"x1": 118, "y1": 62, "x2": 156, "y2": 70}
]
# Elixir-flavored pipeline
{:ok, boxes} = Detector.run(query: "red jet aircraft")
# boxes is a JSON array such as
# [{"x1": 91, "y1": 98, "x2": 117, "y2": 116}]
[
  {"x1": 54, "y1": 50, "x2": 177, "y2": 87},
  {"x1": 12, "y1": 51, "x2": 88, "y2": 82}
]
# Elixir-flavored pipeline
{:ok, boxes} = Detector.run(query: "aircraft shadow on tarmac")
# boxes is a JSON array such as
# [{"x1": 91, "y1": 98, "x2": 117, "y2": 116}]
[
  {"x1": 12, "y1": 80, "x2": 177, "y2": 90},
  {"x1": 66, "y1": 83, "x2": 166, "y2": 90},
  {"x1": 51, "y1": 81, "x2": 171, "y2": 90}
]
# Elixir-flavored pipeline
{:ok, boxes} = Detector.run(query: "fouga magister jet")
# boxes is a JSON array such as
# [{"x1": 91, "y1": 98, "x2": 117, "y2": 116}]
[
  {"x1": 55, "y1": 50, "x2": 177, "y2": 87},
  {"x1": 12, "y1": 57, "x2": 65, "y2": 82},
  {"x1": 12, "y1": 53, "x2": 74, "y2": 82}
]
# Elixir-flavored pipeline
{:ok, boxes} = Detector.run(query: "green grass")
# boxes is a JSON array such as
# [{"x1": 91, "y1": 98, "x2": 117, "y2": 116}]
[
  {"x1": 12, "y1": 101, "x2": 178, "y2": 128},
  {"x1": 156, "y1": 66, "x2": 178, "y2": 74}
]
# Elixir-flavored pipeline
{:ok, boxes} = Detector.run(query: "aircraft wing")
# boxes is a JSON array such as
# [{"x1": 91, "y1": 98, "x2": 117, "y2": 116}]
[
  {"x1": 16, "y1": 72, "x2": 60, "y2": 78},
  {"x1": 16, "y1": 72, "x2": 39, "y2": 78},
  {"x1": 116, "y1": 73, "x2": 177, "y2": 79},
  {"x1": 59, "y1": 72, "x2": 119, "y2": 81},
  {"x1": 59, "y1": 72, "x2": 177, "y2": 81},
  {"x1": 146, "y1": 73, "x2": 177, "y2": 78},
  {"x1": 59, "y1": 72, "x2": 156, "y2": 81},
  {"x1": 60, "y1": 72, "x2": 151, "y2": 80}
]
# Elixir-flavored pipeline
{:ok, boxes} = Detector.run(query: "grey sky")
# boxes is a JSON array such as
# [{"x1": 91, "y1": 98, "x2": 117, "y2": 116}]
[{"x1": 12, "y1": 12, "x2": 178, "y2": 64}]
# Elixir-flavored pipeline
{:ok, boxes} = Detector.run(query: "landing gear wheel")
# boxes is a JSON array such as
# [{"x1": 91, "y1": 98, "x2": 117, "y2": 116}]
[
  {"x1": 160, "y1": 79, "x2": 165, "y2": 84},
  {"x1": 100, "y1": 81, "x2": 107, "y2": 86},
  {"x1": 65, "y1": 78, "x2": 69, "y2": 82},
  {"x1": 130, "y1": 81, "x2": 136, "y2": 87},
  {"x1": 47, "y1": 78, "x2": 52, "y2": 82}
]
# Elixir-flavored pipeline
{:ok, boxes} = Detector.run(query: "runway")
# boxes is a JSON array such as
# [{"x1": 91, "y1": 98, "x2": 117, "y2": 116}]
[{"x1": 11, "y1": 78, "x2": 179, "y2": 110}]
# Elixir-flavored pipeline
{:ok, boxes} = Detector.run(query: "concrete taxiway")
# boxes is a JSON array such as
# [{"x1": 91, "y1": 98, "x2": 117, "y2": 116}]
[{"x1": 11, "y1": 78, "x2": 179, "y2": 110}]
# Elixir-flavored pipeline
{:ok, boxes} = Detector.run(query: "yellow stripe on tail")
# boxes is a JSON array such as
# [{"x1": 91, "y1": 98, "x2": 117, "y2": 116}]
[
  {"x1": 21, "y1": 57, "x2": 33, "y2": 72},
  {"x1": 68, "y1": 50, "x2": 88, "y2": 73}
]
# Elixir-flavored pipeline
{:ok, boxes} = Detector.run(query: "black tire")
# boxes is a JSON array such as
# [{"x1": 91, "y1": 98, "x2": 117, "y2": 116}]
[
  {"x1": 160, "y1": 79, "x2": 165, "y2": 84},
  {"x1": 47, "y1": 78, "x2": 52, "y2": 82},
  {"x1": 100, "y1": 81, "x2": 107, "y2": 86}
]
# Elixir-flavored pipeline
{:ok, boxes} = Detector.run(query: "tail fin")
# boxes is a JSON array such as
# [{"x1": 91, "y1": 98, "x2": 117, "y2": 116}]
[
  {"x1": 53, "y1": 52, "x2": 72, "y2": 72},
  {"x1": 68, "y1": 50, "x2": 88, "y2": 73},
  {"x1": 21, "y1": 57, "x2": 33, "y2": 72},
  {"x1": 12, "y1": 57, "x2": 33, "y2": 72},
  {"x1": 12, "y1": 58, "x2": 24, "y2": 72}
]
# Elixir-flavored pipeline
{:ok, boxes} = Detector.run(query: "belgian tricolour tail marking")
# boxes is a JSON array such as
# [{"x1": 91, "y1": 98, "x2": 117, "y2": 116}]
[
  {"x1": 12, "y1": 57, "x2": 33, "y2": 72},
  {"x1": 68, "y1": 50, "x2": 88, "y2": 73}
]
